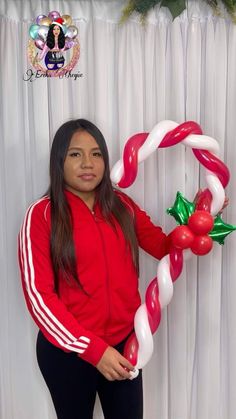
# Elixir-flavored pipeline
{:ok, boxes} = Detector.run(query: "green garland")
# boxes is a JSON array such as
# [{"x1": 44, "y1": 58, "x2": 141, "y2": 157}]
[{"x1": 120, "y1": 0, "x2": 236, "y2": 24}]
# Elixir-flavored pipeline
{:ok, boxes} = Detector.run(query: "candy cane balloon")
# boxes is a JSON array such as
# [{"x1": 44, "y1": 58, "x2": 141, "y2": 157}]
[{"x1": 110, "y1": 121, "x2": 234, "y2": 379}]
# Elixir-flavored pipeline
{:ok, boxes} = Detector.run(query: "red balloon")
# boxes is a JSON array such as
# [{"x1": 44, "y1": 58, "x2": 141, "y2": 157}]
[
  {"x1": 145, "y1": 278, "x2": 161, "y2": 334},
  {"x1": 188, "y1": 210, "x2": 214, "y2": 235},
  {"x1": 169, "y1": 246, "x2": 183, "y2": 282},
  {"x1": 195, "y1": 188, "x2": 212, "y2": 212},
  {"x1": 171, "y1": 225, "x2": 195, "y2": 249},
  {"x1": 123, "y1": 332, "x2": 138, "y2": 366},
  {"x1": 159, "y1": 121, "x2": 202, "y2": 148},
  {"x1": 118, "y1": 133, "x2": 148, "y2": 188},
  {"x1": 190, "y1": 235, "x2": 213, "y2": 255},
  {"x1": 193, "y1": 149, "x2": 230, "y2": 188}
]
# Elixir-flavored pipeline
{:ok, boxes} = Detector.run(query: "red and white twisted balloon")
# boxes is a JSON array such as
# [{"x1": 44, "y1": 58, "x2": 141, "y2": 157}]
[{"x1": 110, "y1": 121, "x2": 230, "y2": 379}]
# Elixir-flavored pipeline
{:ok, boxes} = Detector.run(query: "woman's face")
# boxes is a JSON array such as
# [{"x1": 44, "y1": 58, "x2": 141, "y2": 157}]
[
  {"x1": 63, "y1": 130, "x2": 105, "y2": 199},
  {"x1": 53, "y1": 25, "x2": 60, "y2": 37}
]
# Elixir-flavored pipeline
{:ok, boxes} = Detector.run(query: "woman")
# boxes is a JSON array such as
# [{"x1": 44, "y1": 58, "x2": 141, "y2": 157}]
[
  {"x1": 18, "y1": 119, "x2": 171, "y2": 419},
  {"x1": 38, "y1": 19, "x2": 65, "y2": 70}
]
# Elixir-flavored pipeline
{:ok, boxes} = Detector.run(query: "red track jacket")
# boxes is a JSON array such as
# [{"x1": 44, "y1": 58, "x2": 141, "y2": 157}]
[{"x1": 18, "y1": 190, "x2": 171, "y2": 366}]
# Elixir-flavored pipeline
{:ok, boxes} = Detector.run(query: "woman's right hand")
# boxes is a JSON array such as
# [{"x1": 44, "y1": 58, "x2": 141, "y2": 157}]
[{"x1": 96, "y1": 346, "x2": 135, "y2": 381}]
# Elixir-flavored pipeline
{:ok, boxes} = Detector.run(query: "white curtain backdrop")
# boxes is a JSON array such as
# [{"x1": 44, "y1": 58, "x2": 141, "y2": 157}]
[{"x1": 1, "y1": 1, "x2": 236, "y2": 418}]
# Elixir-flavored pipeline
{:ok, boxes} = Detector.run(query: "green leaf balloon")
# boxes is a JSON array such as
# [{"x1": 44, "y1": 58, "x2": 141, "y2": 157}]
[
  {"x1": 166, "y1": 191, "x2": 195, "y2": 225},
  {"x1": 209, "y1": 215, "x2": 236, "y2": 245}
]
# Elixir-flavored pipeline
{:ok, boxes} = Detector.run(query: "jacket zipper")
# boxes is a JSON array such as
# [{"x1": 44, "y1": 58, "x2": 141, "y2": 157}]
[
  {"x1": 95, "y1": 221, "x2": 111, "y2": 337},
  {"x1": 71, "y1": 197, "x2": 111, "y2": 336}
]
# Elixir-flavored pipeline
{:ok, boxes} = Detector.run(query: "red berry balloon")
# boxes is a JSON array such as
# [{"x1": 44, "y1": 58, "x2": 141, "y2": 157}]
[
  {"x1": 171, "y1": 225, "x2": 195, "y2": 249},
  {"x1": 188, "y1": 210, "x2": 214, "y2": 235},
  {"x1": 190, "y1": 235, "x2": 213, "y2": 255}
]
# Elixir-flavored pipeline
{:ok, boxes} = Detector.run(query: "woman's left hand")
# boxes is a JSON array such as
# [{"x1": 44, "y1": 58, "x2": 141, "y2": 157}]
[{"x1": 96, "y1": 346, "x2": 135, "y2": 381}]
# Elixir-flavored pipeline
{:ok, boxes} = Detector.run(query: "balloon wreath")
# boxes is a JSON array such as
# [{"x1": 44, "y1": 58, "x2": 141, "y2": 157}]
[
  {"x1": 110, "y1": 120, "x2": 236, "y2": 379},
  {"x1": 28, "y1": 11, "x2": 80, "y2": 76}
]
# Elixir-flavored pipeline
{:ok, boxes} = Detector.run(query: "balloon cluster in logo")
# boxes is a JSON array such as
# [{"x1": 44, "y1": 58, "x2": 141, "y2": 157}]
[
  {"x1": 110, "y1": 120, "x2": 236, "y2": 379},
  {"x1": 29, "y1": 11, "x2": 78, "y2": 51}
]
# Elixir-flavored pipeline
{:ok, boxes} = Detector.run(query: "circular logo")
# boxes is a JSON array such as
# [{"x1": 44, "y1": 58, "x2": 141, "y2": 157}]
[{"x1": 28, "y1": 12, "x2": 80, "y2": 77}]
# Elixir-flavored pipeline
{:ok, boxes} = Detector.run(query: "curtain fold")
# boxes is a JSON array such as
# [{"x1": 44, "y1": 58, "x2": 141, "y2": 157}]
[{"x1": 1, "y1": 1, "x2": 236, "y2": 418}]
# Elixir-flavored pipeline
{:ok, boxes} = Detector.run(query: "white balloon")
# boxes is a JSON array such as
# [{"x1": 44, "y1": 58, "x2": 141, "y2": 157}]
[
  {"x1": 137, "y1": 120, "x2": 178, "y2": 162},
  {"x1": 206, "y1": 170, "x2": 225, "y2": 215},
  {"x1": 183, "y1": 134, "x2": 220, "y2": 155},
  {"x1": 129, "y1": 368, "x2": 140, "y2": 380},
  {"x1": 110, "y1": 159, "x2": 123, "y2": 185},
  {"x1": 134, "y1": 304, "x2": 154, "y2": 369},
  {"x1": 157, "y1": 255, "x2": 173, "y2": 308}
]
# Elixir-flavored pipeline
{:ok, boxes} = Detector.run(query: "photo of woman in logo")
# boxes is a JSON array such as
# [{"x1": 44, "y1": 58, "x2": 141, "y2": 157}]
[{"x1": 38, "y1": 18, "x2": 66, "y2": 70}]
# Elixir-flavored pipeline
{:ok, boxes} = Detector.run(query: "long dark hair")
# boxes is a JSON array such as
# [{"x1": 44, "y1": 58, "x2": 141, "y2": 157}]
[
  {"x1": 48, "y1": 119, "x2": 139, "y2": 291},
  {"x1": 46, "y1": 24, "x2": 65, "y2": 49}
]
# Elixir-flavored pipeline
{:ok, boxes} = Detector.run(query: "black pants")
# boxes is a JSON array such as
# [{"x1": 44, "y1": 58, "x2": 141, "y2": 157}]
[{"x1": 36, "y1": 331, "x2": 143, "y2": 419}]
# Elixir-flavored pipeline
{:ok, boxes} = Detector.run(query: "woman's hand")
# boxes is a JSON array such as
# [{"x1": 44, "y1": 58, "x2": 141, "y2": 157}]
[{"x1": 96, "y1": 346, "x2": 135, "y2": 381}]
